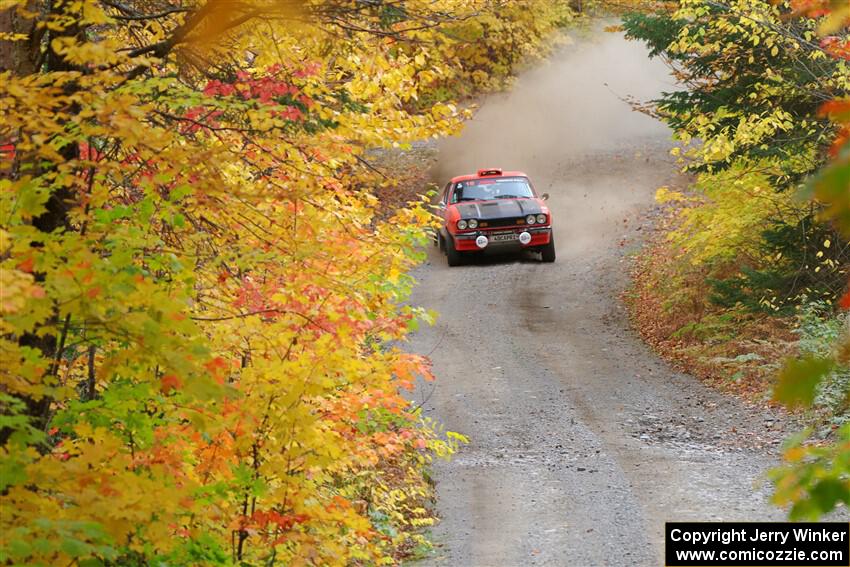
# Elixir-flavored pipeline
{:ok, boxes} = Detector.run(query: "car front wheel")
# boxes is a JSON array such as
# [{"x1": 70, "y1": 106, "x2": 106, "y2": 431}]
[
  {"x1": 446, "y1": 237, "x2": 464, "y2": 266},
  {"x1": 541, "y1": 235, "x2": 556, "y2": 263}
]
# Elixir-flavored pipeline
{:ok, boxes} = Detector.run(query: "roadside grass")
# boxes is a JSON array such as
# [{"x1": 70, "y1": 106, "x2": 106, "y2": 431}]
[
  {"x1": 625, "y1": 199, "x2": 797, "y2": 402},
  {"x1": 626, "y1": 197, "x2": 849, "y2": 436}
]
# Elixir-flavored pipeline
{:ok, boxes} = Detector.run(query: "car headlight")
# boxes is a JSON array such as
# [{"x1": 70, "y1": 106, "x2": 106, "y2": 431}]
[
  {"x1": 536, "y1": 214, "x2": 547, "y2": 224},
  {"x1": 526, "y1": 214, "x2": 536, "y2": 225},
  {"x1": 467, "y1": 219, "x2": 478, "y2": 229},
  {"x1": 457, "y1": 219, "x2": 468, "y2": 230}
]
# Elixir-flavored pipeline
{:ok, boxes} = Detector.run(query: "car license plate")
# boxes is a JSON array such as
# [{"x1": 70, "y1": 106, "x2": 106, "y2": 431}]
[{"x1": 490, "y1": 233, "x2": 519, "y2": 242}]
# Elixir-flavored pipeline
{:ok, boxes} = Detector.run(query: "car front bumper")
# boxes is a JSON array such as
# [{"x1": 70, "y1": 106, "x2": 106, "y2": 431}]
[{"x1": 452, "y1": 227, "x2": 552, "y2": 252}]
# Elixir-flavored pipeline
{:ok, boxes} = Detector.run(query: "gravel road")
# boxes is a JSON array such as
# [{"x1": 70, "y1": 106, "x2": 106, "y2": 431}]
[{"x1": 407, "y1": 30, "x2": 794, "y2": 567}]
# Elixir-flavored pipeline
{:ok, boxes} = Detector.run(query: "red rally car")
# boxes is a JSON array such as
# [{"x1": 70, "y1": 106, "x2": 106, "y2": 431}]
[{"x1": 436, "y1": 168, "x2": 555, "y2": 266}]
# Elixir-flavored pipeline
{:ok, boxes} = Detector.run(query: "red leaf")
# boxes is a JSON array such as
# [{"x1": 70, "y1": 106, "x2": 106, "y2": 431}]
[
  {"x1": 818, "y1": 99, "x2": 850, "y2": 120},
  {"x1": 160, "y1": 374, "x2": 183, "y2": 393},
  {"x1": 16, "y1": 257, "x2": 34, "y2": 273},
  {"x1": 791, "y1": 0, "x2": 831, "y2": 17},
  {"x1": 839, "y1": 287, "x2": 850, "y2": 310}
]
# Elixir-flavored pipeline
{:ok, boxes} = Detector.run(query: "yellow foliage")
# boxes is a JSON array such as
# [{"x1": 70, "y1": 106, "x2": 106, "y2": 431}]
[
  {"x1": 666, "y1": 161, "x2": 804, "y2": 267},
  {"x1": 0, "y1": 0, "x2": 571, "y2": 564}
]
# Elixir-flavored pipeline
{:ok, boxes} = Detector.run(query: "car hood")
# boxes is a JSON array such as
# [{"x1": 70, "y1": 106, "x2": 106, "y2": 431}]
[{"x1": 454, "y1": 199, "x2": 544, "y2": 220}]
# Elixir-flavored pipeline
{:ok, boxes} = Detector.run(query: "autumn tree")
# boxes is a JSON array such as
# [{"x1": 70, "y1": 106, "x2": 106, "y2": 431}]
[
  {"x1": 0, "y1": 0, "x2": 571, "y2": 563},
  {"x1": 624, "y1": 0, "x2": 849, "y2": 519},
  {"x1": 771, "y1": 0, "x2": 850, "y2": 522},
  {"x1": 624, "y1": 0, "x2": 849, "y2": 313}
]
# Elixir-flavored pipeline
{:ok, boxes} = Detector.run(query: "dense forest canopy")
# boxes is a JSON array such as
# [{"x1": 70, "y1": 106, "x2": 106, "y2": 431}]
[{"x1": 0, "y1": 0, "x2": 572, "y2": 563}]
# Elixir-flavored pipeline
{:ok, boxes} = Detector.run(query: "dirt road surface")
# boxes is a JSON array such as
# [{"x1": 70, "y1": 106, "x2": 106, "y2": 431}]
[{"x1": 408, "y1": 30, "x2": 793, "y2": 567}]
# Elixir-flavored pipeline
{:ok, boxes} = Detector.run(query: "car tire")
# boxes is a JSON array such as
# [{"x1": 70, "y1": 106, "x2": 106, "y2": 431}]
[
  {"x1": 446, "y1": 237, "x2": 464, "y2": 266},
  {"x1": 541, "y1": 235, "x2": 556, "y2": 263}
]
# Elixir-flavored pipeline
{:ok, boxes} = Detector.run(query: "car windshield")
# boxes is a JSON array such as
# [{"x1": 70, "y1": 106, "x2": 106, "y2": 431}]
[{"x1": 451, "y1": 177, "x2": 534, "y2": 202}]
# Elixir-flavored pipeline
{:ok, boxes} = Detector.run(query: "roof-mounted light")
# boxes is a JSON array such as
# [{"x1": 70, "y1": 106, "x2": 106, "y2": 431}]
[{"x1": 477, "y1": 168, "x2": 502, "y2": 177}]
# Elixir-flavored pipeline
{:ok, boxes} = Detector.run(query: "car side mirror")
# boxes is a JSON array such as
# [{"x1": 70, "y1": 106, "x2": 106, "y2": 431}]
[
  {"x1": 437, "y1": 201, "x2": 446, "y2": 209},
  {"x1": 541, "y1": 193, "x2": 550, "y2": 201}
]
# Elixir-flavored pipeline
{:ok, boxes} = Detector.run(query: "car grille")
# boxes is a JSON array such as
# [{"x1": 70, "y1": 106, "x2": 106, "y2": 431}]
[{"x1": 478, "y1": 217, "x2": 526, "y2": 229}]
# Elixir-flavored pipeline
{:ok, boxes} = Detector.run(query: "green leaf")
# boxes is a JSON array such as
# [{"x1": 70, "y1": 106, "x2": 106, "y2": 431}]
[
  {"x1": 11, "y1": 176, "x2": 50, "y2": 219},
  {"x1": 168, "y1": 184, "x2": 193, "y2": 201},
  {"x1": 0, "y1": 458, "x2": 28, "y2": 491},
  {"x1": 60, "y1": 537, "x2": 91, "y2": 558},
  {"x1": 810, "y1": 478, "x2": 850, "y2": 514},
  {"x1": 811, "y1": 149, "x2": 850, "y2": 237},
  {"x1": 5, "y1": 537, "x2": 32, "y2": 560},
  {"x1": 773, "y1": 355, "x2": 834, "y2": 408},
  {"x1": 789, "y1": 498, "x2": 819, "y2": 521}
]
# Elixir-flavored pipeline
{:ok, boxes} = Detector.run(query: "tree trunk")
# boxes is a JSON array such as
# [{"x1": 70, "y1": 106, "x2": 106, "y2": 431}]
[
  {"x1": 0, "y1": 0, "x2": 39, "y2": 75},
  {"x1": 0, "y1": 0, "x2": 79, "y2": 446}
]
